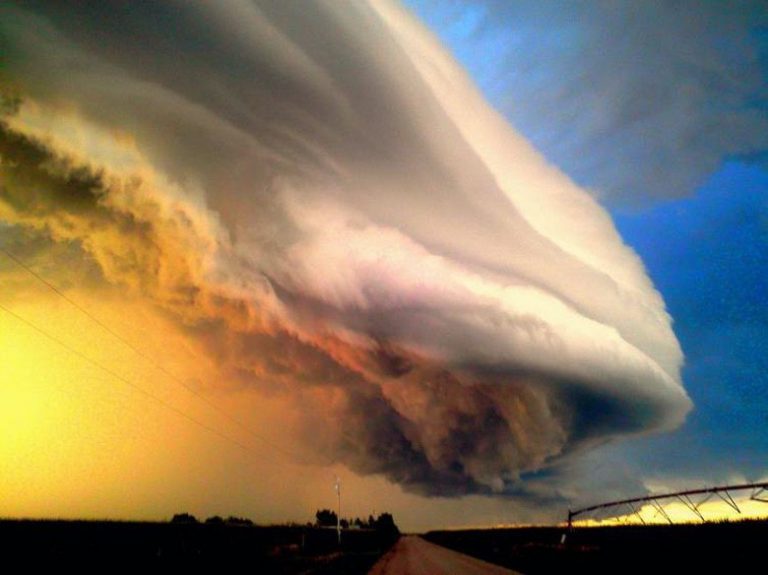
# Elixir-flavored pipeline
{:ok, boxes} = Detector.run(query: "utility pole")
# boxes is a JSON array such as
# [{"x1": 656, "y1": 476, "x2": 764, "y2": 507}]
[{"x1": 335, "y1": 475, "x2": 342, "y2": 545}]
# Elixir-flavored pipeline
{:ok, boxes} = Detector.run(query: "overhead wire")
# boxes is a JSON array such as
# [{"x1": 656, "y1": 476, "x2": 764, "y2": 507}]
[
  {"x1": 0, "y1": 246, "x2": 301, "y2": 462},
  {"x1": 0, "y1": 300, "x2": 258, "y2": 456},
  {"x1": 0, "y1": 247, "x2": 350, "y2": 476},
  {"x1": 1, "y1": 298, "x2": 353, "y2": 501}
]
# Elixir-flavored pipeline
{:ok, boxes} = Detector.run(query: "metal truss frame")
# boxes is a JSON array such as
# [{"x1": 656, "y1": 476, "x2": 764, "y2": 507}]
[{"x1": 567, "y1": 482, "x2": 768, "y2": 529}]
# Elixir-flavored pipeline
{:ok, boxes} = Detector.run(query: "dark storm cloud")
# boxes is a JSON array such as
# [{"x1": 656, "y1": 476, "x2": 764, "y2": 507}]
[{"x1": 0, "y1": 1, "x2": 689, "y2": 497}]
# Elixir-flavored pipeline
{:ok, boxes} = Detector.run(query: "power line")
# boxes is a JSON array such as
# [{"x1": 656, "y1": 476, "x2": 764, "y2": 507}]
[
  {"x1": 2, "y1": 293, "x2": 359, "y2": 517},
  {"x1": 0, "y1": 246, "x2": 301, "y2": 462},
  {"x1": 3, "y1": 299, "x2": 355, "y2": 519},
  {"x1": 0, "y1": 301, "x2": 260, "y2": 456}
]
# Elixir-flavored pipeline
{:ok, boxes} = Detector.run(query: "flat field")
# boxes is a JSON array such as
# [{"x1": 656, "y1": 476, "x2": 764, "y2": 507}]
[
  {"x1": 424, "y1": 518, "x2": 767, "y2": 574},
  {"x1": 0, "y1": 518, "x2": 397, "y2": 572}
]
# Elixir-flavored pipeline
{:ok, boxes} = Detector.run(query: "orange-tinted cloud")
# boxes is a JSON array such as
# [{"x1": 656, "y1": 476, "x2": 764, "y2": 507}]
[{"x1": 0, "y1": 0, "x2": 690, "y2": 501}]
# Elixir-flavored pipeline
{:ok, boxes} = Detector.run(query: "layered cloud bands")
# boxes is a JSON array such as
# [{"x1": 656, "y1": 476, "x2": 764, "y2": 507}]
[{"x1": 0, "y1": 1, "x2": 690, "y2": 495}]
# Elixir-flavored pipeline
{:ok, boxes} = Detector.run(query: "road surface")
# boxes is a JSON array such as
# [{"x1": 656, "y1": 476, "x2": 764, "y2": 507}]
[{"x1": 368, "y1": 536, "x2": 522, "y2": 575}]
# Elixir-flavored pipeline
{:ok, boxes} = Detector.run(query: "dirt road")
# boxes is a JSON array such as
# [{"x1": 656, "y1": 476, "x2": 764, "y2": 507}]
[{"x1": 368, "y1": 536, "x2": 522, "y2": 575}]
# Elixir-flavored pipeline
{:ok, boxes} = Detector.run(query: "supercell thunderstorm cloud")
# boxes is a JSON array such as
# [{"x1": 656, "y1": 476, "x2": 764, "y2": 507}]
[{"x1": 0, "y1": 1, "x2": 691, "y2": 496}]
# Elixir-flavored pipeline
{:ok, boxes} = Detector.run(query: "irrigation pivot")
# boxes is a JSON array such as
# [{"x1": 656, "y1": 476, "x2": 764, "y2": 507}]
[{"x1": 567, "y1": 481, "x2": 768, "y2": 528}]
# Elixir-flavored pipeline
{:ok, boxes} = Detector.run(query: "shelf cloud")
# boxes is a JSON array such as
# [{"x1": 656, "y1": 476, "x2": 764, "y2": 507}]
[{"x1": 0, "y1": 0, "x2": 690, "y2": 495}]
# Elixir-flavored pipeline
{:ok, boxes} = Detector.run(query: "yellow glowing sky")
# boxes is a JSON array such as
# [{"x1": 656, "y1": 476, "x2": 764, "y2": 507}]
[
  {"x1": 0, "y1": 271, "x2": 280, "y2": 512},
  {"x1": 0, "y1": 270, "x2": 529, "y2": 530},
  {"x1": 574, "y1": 498, "x2": 768, "y2": 527}
]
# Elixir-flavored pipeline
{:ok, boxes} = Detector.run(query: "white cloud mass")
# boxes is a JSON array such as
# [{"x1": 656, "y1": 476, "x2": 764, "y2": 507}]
[{"x1": 0, "y1": 0, "x2": 690, "y2": 495}]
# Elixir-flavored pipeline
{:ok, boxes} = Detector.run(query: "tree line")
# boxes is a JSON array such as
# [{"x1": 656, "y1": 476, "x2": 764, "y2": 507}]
[
  {"x1": 315, "y1": 509, "x2": 399, "y2": 533},
  {"x1": 170, "y1": 510, "x2": 399, "y2": 535},
  {"x1": 170, "y1": 513, "x2": 253, "y2": 526}
]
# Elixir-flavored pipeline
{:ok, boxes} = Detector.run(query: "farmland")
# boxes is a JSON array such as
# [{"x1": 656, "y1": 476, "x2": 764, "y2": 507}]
[
  {"x1": 0, "y1": 518, "x2": 398, "y2": 571},
  {"x1": 424, "y1": 518, "x2": 767, "y2": 574}
]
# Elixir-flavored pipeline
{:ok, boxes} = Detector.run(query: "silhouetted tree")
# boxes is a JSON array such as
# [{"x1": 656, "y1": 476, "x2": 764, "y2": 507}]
[
  {"x1": 171, "y1": 513, "x2": 198, "y2": 524},
  {"x1": 375, "y1": 513, "x2": 399, "y2": 535},
  {"x1": 372, "y1": 512, "x2": 400, "y2": 547},
  {"x1": 315, "y1": 509, "x2": 338, "y2": 527},
  {"x1": 340, "y1": 518, "x2": 349, "y2": 529},
  {"x1": 225, "y1": 516, "x2": 253, "y2": 526},
  {"x1": 205, "y1": 516, "x2": 224, "y2": 525}
]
